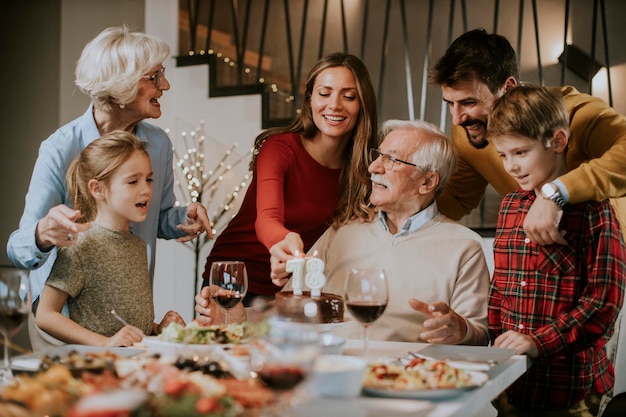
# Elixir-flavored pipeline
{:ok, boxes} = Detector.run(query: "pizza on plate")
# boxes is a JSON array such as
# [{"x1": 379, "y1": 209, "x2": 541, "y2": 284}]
[{"x1": 364, "y1": 357, "x2": 476, "y2": 390}]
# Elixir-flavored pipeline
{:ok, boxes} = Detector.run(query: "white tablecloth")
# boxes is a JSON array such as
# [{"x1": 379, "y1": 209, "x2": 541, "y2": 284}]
[{"x1": 293, "y1": 339, "x2": 529, "y2": 417}]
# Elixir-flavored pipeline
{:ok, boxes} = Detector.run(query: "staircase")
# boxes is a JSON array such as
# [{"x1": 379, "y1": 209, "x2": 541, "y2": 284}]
[{"x1": 175, "y1": 0, "x2": 618, "y2": 131}]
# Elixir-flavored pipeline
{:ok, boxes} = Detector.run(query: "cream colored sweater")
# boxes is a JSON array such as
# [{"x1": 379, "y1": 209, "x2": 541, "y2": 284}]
[{"x1": 287, "y1": 215, "x2": 490, "y2": 345}]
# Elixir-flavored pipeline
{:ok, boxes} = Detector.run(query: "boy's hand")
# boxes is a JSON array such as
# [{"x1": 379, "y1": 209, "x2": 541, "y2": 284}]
[{"x1": 493, "y1": 330, "x2": 539, "y2": 358}]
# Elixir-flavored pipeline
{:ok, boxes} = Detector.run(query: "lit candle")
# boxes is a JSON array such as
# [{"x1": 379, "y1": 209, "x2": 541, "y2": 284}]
[
  {"x1": 286, "y1": 250, "x2": 305, "y2": 296},
  {"x1": 305, "y1": 257, "x2": 326, "y2": 297}
]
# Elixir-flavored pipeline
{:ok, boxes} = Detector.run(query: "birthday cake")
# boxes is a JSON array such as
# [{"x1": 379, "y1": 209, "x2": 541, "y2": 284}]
[
  {"x1": 275, "y1": 291, "x2": 344, "y2": 323},
  {"x1": 277, "y1": 255, "x2": 344, "y2": 323}
]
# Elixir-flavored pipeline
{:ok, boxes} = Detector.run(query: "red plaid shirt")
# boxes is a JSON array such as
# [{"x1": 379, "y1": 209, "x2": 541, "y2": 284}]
[{"x1": 489, "y1": 190, "x2": 625, "y2": 410}]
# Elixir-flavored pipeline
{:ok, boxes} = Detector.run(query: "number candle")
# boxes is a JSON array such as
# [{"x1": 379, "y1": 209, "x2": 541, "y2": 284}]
[
  {"x1": 305, "y1": 257, "x2": 326, "y2": 297},
  {"x1": 286, "y1": 251, "x2": 305, "y2": 296}
]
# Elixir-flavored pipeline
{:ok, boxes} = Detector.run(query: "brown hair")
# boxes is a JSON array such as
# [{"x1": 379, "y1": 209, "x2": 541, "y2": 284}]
[
  {"x1": 487, "y1": 85, "x2": 570, "y2": 146},
  {"x1": 429, "y1": 28, "x2": 519, "y2": 94},
  {"x1": 250, "y1": 52, "x2": 378, "y2": 227},
  {"x1": 66, "y1": 131, "x2": 149, "y2": 223}
]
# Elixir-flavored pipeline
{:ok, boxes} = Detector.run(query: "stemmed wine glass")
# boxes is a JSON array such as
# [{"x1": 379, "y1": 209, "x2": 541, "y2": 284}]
[
  {"x1": 0, "y1": 267, "x2": 31, "y2": 387},
  {"x1": 251, "y1": 324, "x2": 319, "y2": 416},
  {"x1": 344, "y1": 267, "x2": 388, "y2": 359},
  {"x1": 209, "y1": 261, "x2": 248, "y2": 324}
]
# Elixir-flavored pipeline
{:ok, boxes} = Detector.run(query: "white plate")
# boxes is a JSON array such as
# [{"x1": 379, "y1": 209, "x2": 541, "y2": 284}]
[
  {"x1": 141, "y1": 336, "x2": 222, "y2": 358},
  {"x1": 141, "y1": 337, "x2": 251, "y2": 379},
  {"x1": 11, "y1": 344, "x2": 146, "y2": 372},
  {"x1": 362, "y1": 370, "x2": 488, "y2": 400}
]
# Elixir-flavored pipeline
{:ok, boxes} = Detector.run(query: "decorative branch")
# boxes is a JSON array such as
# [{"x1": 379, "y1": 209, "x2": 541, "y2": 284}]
[{"x1": 169, "y1": 121, "x2": 252, "y2": 315}]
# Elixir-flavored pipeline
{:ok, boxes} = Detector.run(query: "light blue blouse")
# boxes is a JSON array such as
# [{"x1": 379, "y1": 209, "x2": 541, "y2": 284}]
[{"x1": 7, "y1": 105, "x2": 188, "y2": 303}]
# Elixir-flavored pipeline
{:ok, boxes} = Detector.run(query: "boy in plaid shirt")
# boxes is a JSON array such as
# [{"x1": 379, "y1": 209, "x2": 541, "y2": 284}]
[{"x1": 487, "y1": 85, "x2": 625, "y2": 417}]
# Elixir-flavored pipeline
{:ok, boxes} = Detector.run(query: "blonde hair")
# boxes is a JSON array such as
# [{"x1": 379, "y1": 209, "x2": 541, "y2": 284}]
[
  {"x1": 380, "y1": 119, "x2": 457, "y2": 193},
  {"x1": 250, "y1": 52, "x2": 378, "y2": 227},
  {"x1": 75, "y1": 25, "x2": 170, "y2": 111},
  {"x1": 487, "y1": 85, "x2": 570, "y2": 146},
  {"x1": 66, "y1": 131, "x2": 149, "y2": 223}
]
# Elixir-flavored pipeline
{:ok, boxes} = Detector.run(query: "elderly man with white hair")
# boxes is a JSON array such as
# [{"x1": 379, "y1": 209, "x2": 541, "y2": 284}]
[{"x1": 195, "y1": 119, "x2": 489, "y2": 344}]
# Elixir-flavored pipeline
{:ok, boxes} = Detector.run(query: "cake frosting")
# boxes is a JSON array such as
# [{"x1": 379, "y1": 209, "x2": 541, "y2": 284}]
[{"x1": 275, "y1": 291, "x2": 344, "y2": 323}]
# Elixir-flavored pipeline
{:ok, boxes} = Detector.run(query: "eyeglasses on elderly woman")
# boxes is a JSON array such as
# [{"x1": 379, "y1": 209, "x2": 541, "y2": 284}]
[{"x1": 142, "y1": 67, "x2": 166, "y2": 88}]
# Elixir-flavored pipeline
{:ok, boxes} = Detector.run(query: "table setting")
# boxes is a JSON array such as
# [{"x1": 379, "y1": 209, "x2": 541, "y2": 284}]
[{"x1": 0, "y1": 261, "x2": 529, "y2": 417}]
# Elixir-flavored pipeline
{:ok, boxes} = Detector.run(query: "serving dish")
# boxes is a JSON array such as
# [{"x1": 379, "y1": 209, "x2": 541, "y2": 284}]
[
  {"x1": 11, "y1": 344, "x2": 146, "y2": 372},
  {"x1": 362, "y1": 370, "x2": 488, "y2": 400}
]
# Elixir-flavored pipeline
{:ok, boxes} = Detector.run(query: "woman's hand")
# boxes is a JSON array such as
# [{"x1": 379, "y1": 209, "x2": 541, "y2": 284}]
[
  {"x1": 177, "y1": 202, "x2": 213, "y2": 242},
  {"x1": 194, "y1": 286, "x2": 246, "y2": 325},
  {"x1": 35, "y1": 204, "x2": 91, "y2": 250},
  {"x1": 269, "y1": 232, "x2": 304, "y2": 287}
]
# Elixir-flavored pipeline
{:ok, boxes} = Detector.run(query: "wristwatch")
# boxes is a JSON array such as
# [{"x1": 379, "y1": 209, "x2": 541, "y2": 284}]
[{"x1": 540, "y1": 182, "x2": 567, "y2": 208}]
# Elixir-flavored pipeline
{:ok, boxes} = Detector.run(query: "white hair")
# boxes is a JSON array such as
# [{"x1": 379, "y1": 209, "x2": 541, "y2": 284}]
[
  {"x1": 75, "y1": 25, "x2": 170, "y2": 111},
  {"x1": 380, "y1": 119, "x2": 457, "y2": 192}
]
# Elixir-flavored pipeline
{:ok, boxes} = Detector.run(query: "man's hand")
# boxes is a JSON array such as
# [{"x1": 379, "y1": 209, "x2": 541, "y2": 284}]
[
  {"x1": 524, "y1": 197, "x2": 567, "y2": 245},
  {"x1": 177, "y1": 203, "x2": 213, "y2": 242},
  {"x1": 493, "y1": 330, "x2": 538, "y2": 358},
  {"x1": 35, "y1": 205, "x2": 91, "y2": 251},
  {"x1": 409, "y1": 298, "x2": 467, "y2": 344}
]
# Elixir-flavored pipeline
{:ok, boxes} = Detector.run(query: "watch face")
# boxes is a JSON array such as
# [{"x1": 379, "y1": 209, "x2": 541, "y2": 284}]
[{"x1": 541, "y1": 183, "x2": 557, "y2": 198}]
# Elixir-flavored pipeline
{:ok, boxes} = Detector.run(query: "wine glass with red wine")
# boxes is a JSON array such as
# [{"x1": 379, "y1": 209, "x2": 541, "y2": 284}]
[
  {"x1": 209, "y1": 261, "x2": 248, "y2": 324},
  {"x1": 252, "y1": 325, "x2": 319, "y2": 416},
  {"x1": 344, "y1": 267, "x2": 388, "y2": 359},
  {"x1": 0, "y1": 267, "x2": 31, "y2": 386}
]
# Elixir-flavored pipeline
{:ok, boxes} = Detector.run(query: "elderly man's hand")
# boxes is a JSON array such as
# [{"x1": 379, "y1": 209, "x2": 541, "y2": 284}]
[
  {"x1": 177, "y1": 203, "x2": 213, "y2": 242},
  {"x1": 409, "y1": 298, "x2": 467, "y2": 344},
  {"x1": 194, "y1": 286, "x2": 246, "y2": 325}
]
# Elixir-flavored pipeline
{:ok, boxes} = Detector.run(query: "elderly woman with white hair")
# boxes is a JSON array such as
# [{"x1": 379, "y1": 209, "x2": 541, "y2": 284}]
[{"x1": 7, "y1": 26, "x2": 211, "y2": 340}]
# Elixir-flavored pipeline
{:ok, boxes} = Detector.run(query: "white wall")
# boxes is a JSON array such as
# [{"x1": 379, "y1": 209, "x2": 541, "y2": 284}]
[{"x1": 145, "y1": 0, "x2": 263, "y2": 321}]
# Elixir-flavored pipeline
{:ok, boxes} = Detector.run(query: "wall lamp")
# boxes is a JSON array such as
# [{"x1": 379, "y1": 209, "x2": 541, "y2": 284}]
[{"x1": 558, "y1": 44, "x2": 604, "y2": 82}]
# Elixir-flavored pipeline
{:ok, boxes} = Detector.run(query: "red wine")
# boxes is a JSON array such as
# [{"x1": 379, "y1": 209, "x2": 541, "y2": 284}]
[
  {"x1": 258, "y1": 365, "x2": 307, "y2": 391},
  {"x1": 0, "y1": 307, "x2": 28, "y2": 335},
  {"x1": 346, "y1": 301, "x2": 387, "y2": 324},
  {"x1": 215, "y1": 294, "x2": 242, "y2": 309}
]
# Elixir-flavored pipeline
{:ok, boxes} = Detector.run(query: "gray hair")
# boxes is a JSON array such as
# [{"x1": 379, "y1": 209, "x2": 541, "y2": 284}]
[
  {"x1": 380, "y1": 119, "x2": 457, "y2": 192},
  {"x1": 75, "y1": 25, "x2": 170, "y2": 111}
]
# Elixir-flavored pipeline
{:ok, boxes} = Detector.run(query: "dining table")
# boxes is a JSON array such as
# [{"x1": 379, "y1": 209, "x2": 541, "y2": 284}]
[
  {"x1": 2, "y1": 336, "x2": 529, "y2": 417},
  {"x1": 291, "y1": 338, "x2": 530, "y2": 417}
]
